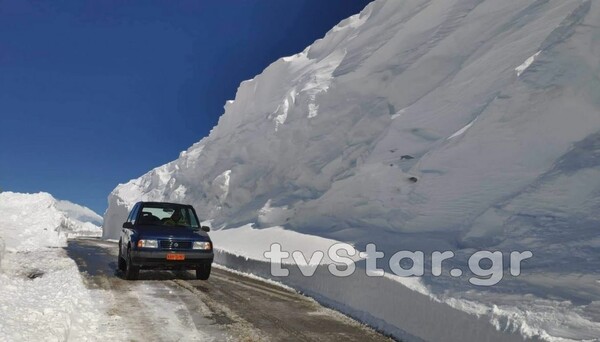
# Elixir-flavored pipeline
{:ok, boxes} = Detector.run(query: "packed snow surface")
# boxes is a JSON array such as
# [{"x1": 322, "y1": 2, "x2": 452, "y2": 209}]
[{"x1": 104, "y1": 0, "x2": 600, "y2": 340}]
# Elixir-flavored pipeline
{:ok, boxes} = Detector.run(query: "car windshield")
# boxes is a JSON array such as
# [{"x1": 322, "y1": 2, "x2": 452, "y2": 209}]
[{"x1": 138, "y1": 204, "x2": 200, "y2": 228}]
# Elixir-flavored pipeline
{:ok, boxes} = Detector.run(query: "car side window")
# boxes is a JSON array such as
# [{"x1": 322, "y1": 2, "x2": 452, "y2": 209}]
[
  {"x1": 128, "y1": 203, "x2": 140, "y2": 225},
  {"x1": 132, "y1": 205, "x2": 141, "y2": 225},
  {"x1": 126, "y1": 205, "x2": 134, "y2": 222}
]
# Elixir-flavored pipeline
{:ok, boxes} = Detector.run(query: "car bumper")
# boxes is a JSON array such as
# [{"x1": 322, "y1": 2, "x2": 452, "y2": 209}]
[{"x1": 131, "y1": 249, "x2": 214, "y2": 269}]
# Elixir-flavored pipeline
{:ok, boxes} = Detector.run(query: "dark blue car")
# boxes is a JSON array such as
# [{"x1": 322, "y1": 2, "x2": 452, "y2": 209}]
[{"x1": 118, "y1": 201, "x2": 213, "y2": 280}]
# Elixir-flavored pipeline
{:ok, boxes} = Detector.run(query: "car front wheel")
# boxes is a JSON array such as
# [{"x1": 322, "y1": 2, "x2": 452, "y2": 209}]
[
  {"x1": 117, "y1": 242, "x2": 126, "y2": 272},
  {"x1": 195, "y1": 262, "x2": 211, "y2": 280},
  {"x1": 124, "y1": 247, "x2": 140, "y2": 280}
]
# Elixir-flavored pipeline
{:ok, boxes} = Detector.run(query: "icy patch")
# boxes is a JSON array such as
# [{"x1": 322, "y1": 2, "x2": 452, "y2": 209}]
[
  {"x1": 212, "y1": 170, "x2": 231, "y2": 204},
  {"x1": 447, "y1": 118, "x2": 477, "y2": 140},
  {"x1": 300, "y1": 49, "x2": 346, "y2": 118},
  {"x1": 308, "y1": 103, "x2": 319, "y2": 119},
  {"x1": 390, "y1": 108, "x2": 406, "y2": 120},
  {"x1": 515, "y1": 51, "x2": 542, "y2": 77},
  {"x1": 273, "y1": 89, "x2": 296, "y2": 131}
]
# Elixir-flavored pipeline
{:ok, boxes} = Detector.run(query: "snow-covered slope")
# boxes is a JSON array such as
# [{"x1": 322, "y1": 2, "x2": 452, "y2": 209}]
[{"x1": 103, "y1": 0, "x2": 600, "y2": 340}]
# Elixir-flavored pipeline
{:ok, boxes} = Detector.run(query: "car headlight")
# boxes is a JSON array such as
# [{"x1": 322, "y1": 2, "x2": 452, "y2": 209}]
[
  {"x1": 137, "y1": 239, "x2": 158, "y2": 248},
  {"x1": 193, "y1": 241, "x2": 212, "y2": 250}
]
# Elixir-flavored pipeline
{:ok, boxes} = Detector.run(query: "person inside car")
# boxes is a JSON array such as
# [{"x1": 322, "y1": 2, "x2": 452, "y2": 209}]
[{"x1": 163, "y1": 209, "x2": 188, "y2": 226}]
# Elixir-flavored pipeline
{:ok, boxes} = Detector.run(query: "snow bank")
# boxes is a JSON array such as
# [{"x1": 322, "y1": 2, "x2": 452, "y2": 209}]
[
  {"x1": 0, "y1": 192, "x2": 102, "y2": 252},
  {"x1": 210, "y1": 224, "x2": 362, "y2": 264},
  {"x1": 56, "y1": 199, "x2": 103, "y2": 227},
  {"x1": 0, "y1": 249, "x2": 116, "y2": 341},
  {"x1": 213, "y1": 248, "x2": 536, "y2": 342},
  {"x1": 0, "y1": 192, "x2": 110, "y2": 340},
  {"x1": 103, "y1": 0, "x2": 600, "y2": 340},
  {"x1": 0, "y1": 192, "x2": 68, "y2": 251}
]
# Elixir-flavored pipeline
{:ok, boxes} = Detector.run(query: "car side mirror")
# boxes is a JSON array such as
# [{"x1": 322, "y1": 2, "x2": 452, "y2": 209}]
[
  {"x1": 201, "y1": 226, "x2": 210, "y2": 232},
  {"x1": 122, "y1": 222, "x2": 134, "y2": 229}
]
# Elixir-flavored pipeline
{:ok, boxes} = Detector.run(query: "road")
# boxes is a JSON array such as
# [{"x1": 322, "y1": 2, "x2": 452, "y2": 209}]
[{"x1": 66, "y1": 238, "x2": 392, "y2": 342}]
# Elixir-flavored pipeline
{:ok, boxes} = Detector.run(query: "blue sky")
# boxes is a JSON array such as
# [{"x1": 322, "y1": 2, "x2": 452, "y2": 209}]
[{"x1": 0, "y1": 0, "x2": 372, "y2": 215}]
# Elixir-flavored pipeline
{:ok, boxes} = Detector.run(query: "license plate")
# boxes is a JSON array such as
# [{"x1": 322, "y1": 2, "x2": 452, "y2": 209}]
[{"x1": 167, "y1": 253, "x2": 185, "y2": 261}]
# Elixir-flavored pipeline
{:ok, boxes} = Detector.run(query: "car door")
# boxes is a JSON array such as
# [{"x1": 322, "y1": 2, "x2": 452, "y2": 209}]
[{"x1": 120, "y1": 203, "x2": 140, "y2": 254}]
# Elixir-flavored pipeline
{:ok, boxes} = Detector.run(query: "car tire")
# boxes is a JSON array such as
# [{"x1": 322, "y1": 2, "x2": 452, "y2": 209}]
[
  {"x1": 195, "y1": 262, "x2": 211, "y2": 280},
  {"x1": 124, "y1": 247, "x2": 140, "y2": 280},
  {"x1": 117, "y1": 242, "x2": 126, "y2": 271}
]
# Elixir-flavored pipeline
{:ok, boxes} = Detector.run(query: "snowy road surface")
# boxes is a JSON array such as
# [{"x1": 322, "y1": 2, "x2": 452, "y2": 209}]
[{"x1": 66, "y1": 238, "x2": 390, "y2": 341}]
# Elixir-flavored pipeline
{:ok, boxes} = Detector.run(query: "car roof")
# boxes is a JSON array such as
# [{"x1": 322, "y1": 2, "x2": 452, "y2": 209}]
[{"x1": 138, "y1": 201, "x2": 194, "y2": 208}]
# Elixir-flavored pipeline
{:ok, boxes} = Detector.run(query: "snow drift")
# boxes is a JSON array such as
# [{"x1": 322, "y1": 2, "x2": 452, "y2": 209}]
[{"x1": 103, "y1": 0, "x2": 600, "y2": 340}]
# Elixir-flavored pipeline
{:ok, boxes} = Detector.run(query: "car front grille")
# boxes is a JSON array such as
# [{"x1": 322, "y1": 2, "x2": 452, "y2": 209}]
[{"x1": 159, "y1": 240, "x2": 192, "y2": 250}]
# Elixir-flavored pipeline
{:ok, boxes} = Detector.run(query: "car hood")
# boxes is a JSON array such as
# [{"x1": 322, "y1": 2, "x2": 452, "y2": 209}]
[{"x1": 134, "y1": 225, "x2": 211, "y2": 240}]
